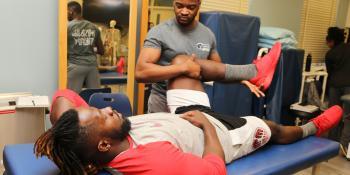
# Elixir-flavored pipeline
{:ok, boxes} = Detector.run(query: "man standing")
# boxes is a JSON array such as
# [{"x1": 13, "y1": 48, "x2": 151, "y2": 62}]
[
  {"x1": 325, "y1": 27, "x2": 350, "y2": 108},
  {"x1": 67, "y1": 1, "x2": 104, "y2": 93},
  {"x1": 325, "y1": 27, "x2": 350, "y2": 152},
  {"x1": 136, "y1": 0, "x2": 280, "y2": 113}
]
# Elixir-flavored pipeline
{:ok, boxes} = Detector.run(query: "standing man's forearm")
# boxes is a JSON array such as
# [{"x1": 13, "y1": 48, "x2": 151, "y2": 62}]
[
  {"x1": 135, "y1": 63, "x2": 189, "y2": 83},
  {"x1": 136, "y1": 48, "x2": 201, "y2": 83}
]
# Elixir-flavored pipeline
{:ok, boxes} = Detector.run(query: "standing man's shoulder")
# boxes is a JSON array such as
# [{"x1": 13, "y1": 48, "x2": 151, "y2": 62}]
[
  {"x1": 197, "y1": 22, "x2": 216, "y2": 37},
  {"x1": 144, "y1": 19, "x2": 177, "y2": 47},
  {"x1": 83, "y1": 20, "x2": 99, "y2": 29},
  {"x1": 327, "y1": 43, "x2": 346, "y2": 57},
  {"x1": 68, "y1": 19, "x2": 79, "y2": 28},
  {"x1": 148, "y1": 18, "x2": 178, "y2": 33}
]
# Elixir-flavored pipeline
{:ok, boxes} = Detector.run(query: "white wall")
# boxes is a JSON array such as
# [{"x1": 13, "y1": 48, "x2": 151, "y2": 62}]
[
  {"x1": 248, "y1": 0, "x2": 303, "y2": 38},
  {"x1": 0, "y1": 1, "x2": 58, "y2": 96}
]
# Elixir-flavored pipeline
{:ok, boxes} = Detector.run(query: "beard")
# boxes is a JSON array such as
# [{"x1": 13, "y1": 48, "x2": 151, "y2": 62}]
[
  {"x1": 176, "y1": 15, "x2": 196, "y2": 26},
  {"x1": 109, "y1": 118, "x2": 131, "y2": 141}
]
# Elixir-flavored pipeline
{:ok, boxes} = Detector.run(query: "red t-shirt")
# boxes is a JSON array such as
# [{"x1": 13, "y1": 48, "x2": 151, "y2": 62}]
[
  {"x1": 52, "y1": 89, "x2": 226, "y2": 174},
  {"x1": 51, "y1": 89, "x2": 89, "y2": 111},
  {"x1": 108, "y1": 136, "x2": 226, "y2": 175}
]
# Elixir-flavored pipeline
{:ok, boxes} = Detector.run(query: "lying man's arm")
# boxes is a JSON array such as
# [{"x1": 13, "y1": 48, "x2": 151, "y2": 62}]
[
  {"x1": 181, "y1": 110, "x2": 225, "y2": 160},
  {"x1": 50, "y1": 89, "x2": 89, "y2": 124}
]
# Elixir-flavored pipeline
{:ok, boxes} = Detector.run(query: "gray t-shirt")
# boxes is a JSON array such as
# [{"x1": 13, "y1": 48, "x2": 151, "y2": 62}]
[
  {"x1": 68, "y1": 19, "x2": 101, "y2": 66},
  {"x1": 144, "y1": 18, "x2": 218, "y2": 96},
  {"x1": 128, "y1": 113, "x2": 234, "y2": 163}
]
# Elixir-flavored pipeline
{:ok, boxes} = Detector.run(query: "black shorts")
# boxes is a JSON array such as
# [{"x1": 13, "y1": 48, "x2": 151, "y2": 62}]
[{"x1": 175, "y1": 105, "x2": 247, "y2": 130}]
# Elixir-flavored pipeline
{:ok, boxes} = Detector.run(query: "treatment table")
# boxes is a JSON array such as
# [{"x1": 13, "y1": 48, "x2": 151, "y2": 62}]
[
  {"x1": 3, "y1": 136, "x2": 339, "y2": 175},
  {"x1": 3, "y1": 11, "x2": 340, "y2": 175}
]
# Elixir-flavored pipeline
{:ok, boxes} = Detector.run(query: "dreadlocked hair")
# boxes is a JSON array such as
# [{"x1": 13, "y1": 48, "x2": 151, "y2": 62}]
[{"x1": 35, "y1": 109, "x2": 97, "y2": 175}]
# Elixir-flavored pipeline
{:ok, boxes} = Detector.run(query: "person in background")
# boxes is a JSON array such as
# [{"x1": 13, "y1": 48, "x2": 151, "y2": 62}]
[
  {"x1": 325, "y1": 27, "x2": 350, "y2": 155},
  {"x1": 136, "y1": 0, "x2": 280, "y2": 113},
  {"x1": 67, "y1": 1, "x2": 104, "y2": 93}
]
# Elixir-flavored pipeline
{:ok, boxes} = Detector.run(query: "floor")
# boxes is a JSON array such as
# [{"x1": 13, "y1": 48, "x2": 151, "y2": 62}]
[
  {"x1": 0, "y1": 160, "x2": 4, "y2": 174},
  {"x1": 1, "y1": 154, "x2": 349, "y2": 175},
  {"x1": 295, "y1": 154, "x2": 350, "y2": 175}
]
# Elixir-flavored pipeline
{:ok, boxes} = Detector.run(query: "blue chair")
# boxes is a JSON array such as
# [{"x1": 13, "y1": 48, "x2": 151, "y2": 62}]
[
  {"x1": 89, "y1": 93, "x2": 132, "y2": 117},
  {"x1": 79, "y1": 87, "x2": 111, "y2": 103}
]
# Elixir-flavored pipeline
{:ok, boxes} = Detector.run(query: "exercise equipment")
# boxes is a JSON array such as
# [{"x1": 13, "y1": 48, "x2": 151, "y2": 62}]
[
  {"x1": 3, "y1": 93, "x2": 339, "y2": 175},
  {"x1": 226, "y1": 136, "x2": 338, "y2": 175},
  {"x1": 3, "y1": 137, "x2": 338, "y2": 175}
]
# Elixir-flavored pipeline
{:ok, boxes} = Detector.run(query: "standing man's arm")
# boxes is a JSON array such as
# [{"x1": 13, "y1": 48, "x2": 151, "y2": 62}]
[
  {"x1": 207, "y1": 51, "x2": 222, "y2": 62},
  {"x1": 95, "y1": 29, "x2": 105, "y2": 56},
  {"x1": 135, "y1": 48, "x2": 201, "y2": 83}
]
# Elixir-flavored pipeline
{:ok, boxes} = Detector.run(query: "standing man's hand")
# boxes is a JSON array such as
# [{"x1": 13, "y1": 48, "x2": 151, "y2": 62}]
[{"x1": 183, "y1": 54, "x2": 201, "y2": 79}]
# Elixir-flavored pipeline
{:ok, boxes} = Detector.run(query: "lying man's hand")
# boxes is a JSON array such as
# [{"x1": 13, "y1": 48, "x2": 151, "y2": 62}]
[
  {"x1": 181, "y1": 110, "x2": 225, "y2": 161},
  {"x1": 180, "y1": 110, "x2": 212, "y2": 129}
]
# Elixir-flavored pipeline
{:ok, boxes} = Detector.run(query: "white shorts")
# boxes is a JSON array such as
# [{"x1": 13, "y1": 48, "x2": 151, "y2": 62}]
[
  {"x1": 229, "y1": 116, "x2": 271, "y2": 160},
  {"x1": 166, "y1": 89, "x2": 211, "y2": 113}
]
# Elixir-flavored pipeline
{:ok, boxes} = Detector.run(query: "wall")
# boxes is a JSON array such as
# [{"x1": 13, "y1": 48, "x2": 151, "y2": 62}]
[
  {"x1": 346, "y1": 1, "x2": 350, "y2": 27},
  {"x1": 149, "y1": 7, "x2": 174, "y2": 25},
  {"x1": 248, "y1": 0, "x2": 303, "y2": 38},
  {"x1": 0, "y1": 1, "x2": 58, "y2": 96},
  {"x1": 337, "y1": 0, "x2": 350, "y2": 27}
]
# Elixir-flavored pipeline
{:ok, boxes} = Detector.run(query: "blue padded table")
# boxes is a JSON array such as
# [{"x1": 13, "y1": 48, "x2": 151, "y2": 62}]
[
  {"x1": 3, "y1": 144, "x2": 59, "y2": 175},
  {"x1": 227, "y1": 136, "x2": 339, "y2": 175},
  {"x1": 3, "y1": 144, "x2": 110, "y2": 175},
  {"x1": 100, "y1": 71, "x2": 127, "y2": 85},
  {"x1": 3, "y1": 137, "x2": 339, "y2": 175}
]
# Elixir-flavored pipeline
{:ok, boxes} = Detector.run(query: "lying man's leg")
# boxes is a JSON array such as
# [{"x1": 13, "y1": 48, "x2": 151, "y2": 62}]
[
  {"x1": 169, "y1": 55, "x2": 343, "y2": 139},
  {"x1": 168, "y1": 57, "x2": 343, "y2": 160},
  {"x1": 209, "y1": 105, "x2": 343, "y2": 160},
  {"x1": 266, "y1": 105, "x2": 343, "y2": 144},
  {"x1": 196, "y1": 42, "x2": 282, "y2": 91}
]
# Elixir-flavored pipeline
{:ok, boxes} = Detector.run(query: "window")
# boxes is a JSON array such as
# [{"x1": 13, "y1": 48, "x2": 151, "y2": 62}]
[
  {"x1": 298, "y1": 0, "x2": 338, "y2": 63},
  {"x1": 200, "y1": 0, "x2": 248, "y2": 14}
]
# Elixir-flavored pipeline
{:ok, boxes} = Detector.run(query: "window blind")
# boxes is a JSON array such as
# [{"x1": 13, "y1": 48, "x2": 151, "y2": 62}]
[
  {"x1": 298, "y1": 0, "x2": 338, "y2": 63},
  {"x1": 200, "y1": 0, "x2": 248, "y2": 14}
]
